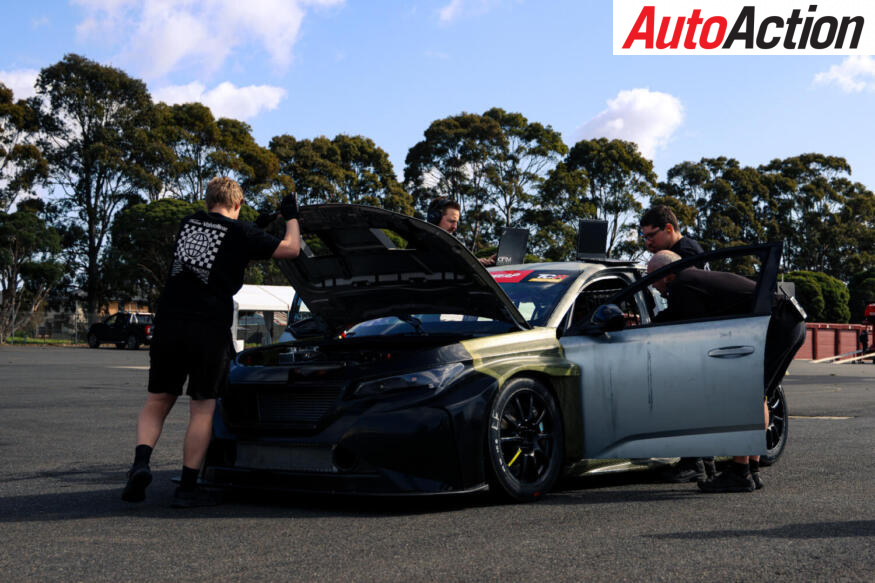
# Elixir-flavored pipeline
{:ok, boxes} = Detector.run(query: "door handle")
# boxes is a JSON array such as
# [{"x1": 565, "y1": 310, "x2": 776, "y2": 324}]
[{"x1": 708, "y1": 345, "x2": 755, "y2": 358}]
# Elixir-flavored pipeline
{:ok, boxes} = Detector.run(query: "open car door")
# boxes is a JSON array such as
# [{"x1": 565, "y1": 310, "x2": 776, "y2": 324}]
[{"x1": 560, "y1": 243, "x2": 782, "y2": 459}]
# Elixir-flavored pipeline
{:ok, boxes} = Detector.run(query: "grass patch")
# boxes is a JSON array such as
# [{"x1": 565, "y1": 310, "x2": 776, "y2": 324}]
[{"x1": 4, "y1": 336, "x2": 74, "y2": 345}]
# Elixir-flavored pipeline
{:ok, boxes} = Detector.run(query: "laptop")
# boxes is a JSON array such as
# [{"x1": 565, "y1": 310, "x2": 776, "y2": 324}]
[
  {"x1": 495, "y1": 228, "x2": 529, "y2": 266},
  {"x1": 577, "y1": 219, "x2": 608, "y2": 259}
]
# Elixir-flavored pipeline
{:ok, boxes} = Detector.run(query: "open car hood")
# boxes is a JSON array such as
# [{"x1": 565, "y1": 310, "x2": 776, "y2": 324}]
[{"x1": 274, "y1": 204, "x2": 530, "y2": 336}]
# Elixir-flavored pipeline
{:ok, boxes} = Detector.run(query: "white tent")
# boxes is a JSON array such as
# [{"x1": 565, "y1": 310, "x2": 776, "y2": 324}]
[{"x1": 231, "y1": 284, "x2": 295, "y2": 351}]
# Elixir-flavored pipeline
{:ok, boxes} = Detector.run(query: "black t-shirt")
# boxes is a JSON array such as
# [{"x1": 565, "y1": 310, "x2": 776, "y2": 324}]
[
  {"x1": 670, "y1": 237, "x2": 706, "y2": 268},
  {"x1": 157, "y1": 211, "x2": 281, "y2": 327},
  {"x1": 654, "y1": 268, "x2": 756, "y2": 323}
]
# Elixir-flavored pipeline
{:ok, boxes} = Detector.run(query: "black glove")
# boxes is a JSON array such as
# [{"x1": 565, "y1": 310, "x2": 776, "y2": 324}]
[
  {"x1": 280, "y1": 193, "x2": 299, "y2": 220},
  {"x1": 255, "y1": 212, "x2": 276, "y2": 229}
]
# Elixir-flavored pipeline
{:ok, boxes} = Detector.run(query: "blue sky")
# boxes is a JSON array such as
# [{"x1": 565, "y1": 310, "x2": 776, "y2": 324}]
[{"x1": 2, "y1": 0, "x2": 874, "y2": 190}]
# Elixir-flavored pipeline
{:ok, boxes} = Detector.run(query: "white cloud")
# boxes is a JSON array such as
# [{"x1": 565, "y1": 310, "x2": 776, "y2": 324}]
[
  {"x1": 577, "y1": 88, "x2": 684, "y2": 158},
  {"x1": 439, "y1": 0, "x2": 465, "y2": 22},
  {"x1": 73, "y1": 0, "x2": 344, "y2": 79},
  {"x1": 152, "y1": 81, "x2": 287, "y2": 120},
  {"x1": 0, "y1": 69, "x2": 39, "y2": 99},
  {"x1": 438, "y1": 0, "x2": 503, "y2": 23},
  {"x1": 814, "y1": 56, "x2": 875, "y2": 92}
]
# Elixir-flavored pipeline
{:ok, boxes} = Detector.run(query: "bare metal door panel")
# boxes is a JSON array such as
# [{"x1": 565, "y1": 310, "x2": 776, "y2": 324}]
[{"x1": 561, "y1": 315, "x2": 769, "y2": 459}]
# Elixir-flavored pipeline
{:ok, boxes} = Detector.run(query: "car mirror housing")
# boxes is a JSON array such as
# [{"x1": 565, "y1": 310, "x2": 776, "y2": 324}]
[{"x1": 590, "y1": 304, "x2": 626, "y2": 333}]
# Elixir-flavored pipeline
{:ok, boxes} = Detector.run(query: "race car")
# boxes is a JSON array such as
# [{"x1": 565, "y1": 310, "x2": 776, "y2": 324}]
[{"x1": 202, "y1": 204, "x2": 796, "y2": 502}]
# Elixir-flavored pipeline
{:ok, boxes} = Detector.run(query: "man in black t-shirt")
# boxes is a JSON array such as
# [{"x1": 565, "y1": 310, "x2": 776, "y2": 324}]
[
  {"x1": 640, "y1": 205, "x2": 706, "y2": 268},
  {"x1": 122, "y1": 177, "x2": 301, "y2": 508},
  {"x1": 640, "y1": 206, "x2": 714, "y2": 481}
]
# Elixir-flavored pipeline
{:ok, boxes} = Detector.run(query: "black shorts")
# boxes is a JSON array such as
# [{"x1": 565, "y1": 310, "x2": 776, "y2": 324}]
[{"x1": 148, "y1": 319, "x2": 234, "y2": 400}]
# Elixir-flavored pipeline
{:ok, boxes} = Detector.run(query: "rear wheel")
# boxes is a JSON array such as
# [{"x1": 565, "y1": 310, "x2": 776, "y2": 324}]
[
  {"x1": 486, "y1": 377, "x2": 563, "y2": 502},
  {"x1": 760, "y1": 384, "x2": 788, "y2": 466},
  {"x1": 87, "y1": 334, "x2": 99, "y2": 348},
  {"x1": 126, "y1": 334, "x2": 140, "y2": 350}
]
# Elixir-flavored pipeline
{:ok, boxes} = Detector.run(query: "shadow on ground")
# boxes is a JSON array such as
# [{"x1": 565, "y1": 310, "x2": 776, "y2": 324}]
[{"x1": 0, "y1": 465, "x2": 707, "y2": 522}]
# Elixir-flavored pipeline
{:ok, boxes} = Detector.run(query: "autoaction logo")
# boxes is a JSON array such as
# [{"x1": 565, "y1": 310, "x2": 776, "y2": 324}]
[{"x1": 613, "y1": 1, "x2": 874, "y2": 55}]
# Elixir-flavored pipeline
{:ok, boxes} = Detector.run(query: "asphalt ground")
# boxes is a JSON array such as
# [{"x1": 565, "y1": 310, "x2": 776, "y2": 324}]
[{"x1": 0, "y1": 345, "x2": 872, "y2": 582}]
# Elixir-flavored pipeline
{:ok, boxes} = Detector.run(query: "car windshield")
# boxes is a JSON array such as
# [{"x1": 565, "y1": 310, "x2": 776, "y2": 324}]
[{"x1": 492, "y1": 269, "x2": 578, "y2": 326}]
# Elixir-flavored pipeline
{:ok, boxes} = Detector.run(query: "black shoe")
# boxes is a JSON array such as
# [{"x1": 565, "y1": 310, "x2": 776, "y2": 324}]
[
  {"x1": 697, "y1": 470, "x2": 756, "y2": 493},
  {"x1": 171, "y1": 486, "x2": 220, "y2": 508},
  {"x1": 121, "y1": 464, "x2": 152, "y2": 502},
  {"x1": 751, "y1": 471, "x2": 764, "y2": 490},
  {"x1": 703, "y1": 458, "x2": 717, "y2": 478},
  {"x1": 659, "y1": 459, "x2": 706, "y2": 483}
]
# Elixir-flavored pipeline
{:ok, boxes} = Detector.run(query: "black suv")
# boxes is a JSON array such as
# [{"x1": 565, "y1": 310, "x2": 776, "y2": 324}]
[{"x1": 87, "y1": 312, "x2": 154, "y2": 350}]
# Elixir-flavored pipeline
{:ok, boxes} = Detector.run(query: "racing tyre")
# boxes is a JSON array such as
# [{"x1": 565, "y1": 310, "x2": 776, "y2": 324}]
[
  {"x1": 87, "y1": 334, "x2": 99, "y2": 348},
  {"x1": 760, "y1": 384, "x2": 788, "y2": 466},
  {"x1": 486, "y1": 377, "x2": 564, "y2": 503},
  {"x1": 125, "y1": 335, "x2": 140, "y2": 350}
]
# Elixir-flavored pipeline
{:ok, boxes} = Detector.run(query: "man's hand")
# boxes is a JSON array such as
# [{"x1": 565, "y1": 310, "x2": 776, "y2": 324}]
[{"x1": 280, "y1": 193, "x2": 299, "y2": 220}]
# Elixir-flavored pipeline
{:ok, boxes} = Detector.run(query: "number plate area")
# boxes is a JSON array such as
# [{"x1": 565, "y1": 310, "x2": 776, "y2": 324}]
[{"x1": 235, "y1": 443, "x2": 336, "y2": 473}]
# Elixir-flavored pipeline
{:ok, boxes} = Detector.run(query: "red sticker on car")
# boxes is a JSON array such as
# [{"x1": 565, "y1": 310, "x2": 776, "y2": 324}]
[{"x1": 490, "y1": 270, "x2": 534, "y2": 283}]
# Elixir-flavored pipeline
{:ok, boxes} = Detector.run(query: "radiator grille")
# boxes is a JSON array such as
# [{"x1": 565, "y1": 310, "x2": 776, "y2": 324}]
[{"x1": 256, "y1": 384, "x2": 344, "y2": 423}]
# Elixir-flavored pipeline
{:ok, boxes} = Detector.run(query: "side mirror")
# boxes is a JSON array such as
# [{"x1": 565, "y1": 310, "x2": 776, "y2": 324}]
[
  {"x1": 590, "y1": 304, "x2": 626, "y2": 333},
  {"x1": 566, "y1": 303, "x2": 626, "y2": 336}
]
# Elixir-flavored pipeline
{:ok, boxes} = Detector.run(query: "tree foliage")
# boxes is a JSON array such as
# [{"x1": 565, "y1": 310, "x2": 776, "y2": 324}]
[
  {"x1": 3, "y1": 51, "x2": 872, "y2": 325},
  {"x1": 404, "y1": 112, "x2": 503, "y2": 249},
  {"x1": 562, "y1": 138, "x2": 655, "y2": 258},
  {"x1": 0, "y1": 83, "x2": 48, "y2": 212},
  {"x1": 151, "y1": 103, "x2": 280, "y2": 207},
  {"x1": 759, "y1": 154, "x2": 852, "y2": 274},
  {"x1": 0, "y1": 199, "x2": 63, "y2": 341},
  {"x1": 36, "y1": 54, "x2": 157, "y2": 314},
  {"x1": 271, "y1": 134, "x2": 411, "y2": 213},
  {"x1": 784, "y1": 270, "x2": 849, "y2": 323}
]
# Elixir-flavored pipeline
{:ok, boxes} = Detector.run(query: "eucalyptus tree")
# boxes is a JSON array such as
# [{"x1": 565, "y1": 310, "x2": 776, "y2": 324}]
[
  {"x1": 561, "y1": 138, "x2": 656, "y2": 257},
  {"x1": 0, "y1": 199, "x2": 63, "y2": 341},
  {"x1": 0, "y1": 83, "x2": 47, "y2": 211},
  {"x1": 36, "y1": 54, "x2": 158, "y2": 314},
  {"x1": 758, "y1": 154, "x2": 851, "y2": 273},
  {"x1": 270, "y1": 134, "x2": 411, "y2": 213},
  {"x1": 403, "y1": 112, "x2": 503, "y2": 248}
]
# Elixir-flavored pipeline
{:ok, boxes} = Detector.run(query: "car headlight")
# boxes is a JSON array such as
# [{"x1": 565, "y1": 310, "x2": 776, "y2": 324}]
[{"x1": 354, "y1": 362, "x2": 466, "y2": 397}]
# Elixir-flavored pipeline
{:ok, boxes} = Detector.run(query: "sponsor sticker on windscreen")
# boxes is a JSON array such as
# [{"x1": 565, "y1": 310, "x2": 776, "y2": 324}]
[
  {"x1": 529, "y1": 273, "x2": 570, "y2": 283},
  {"x1": 490, "y1": 270, "x2": 533, "y2": 283}
]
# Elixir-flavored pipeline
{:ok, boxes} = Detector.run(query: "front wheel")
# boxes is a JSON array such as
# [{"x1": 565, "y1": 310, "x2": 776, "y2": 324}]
[
  {"x1": 87, "y1": 334, "x2": 99, "y2": 348},
  {"x1": 486, "y1": 377, "x2": 564, "y2": 502},
  {"x1": 760, "y1": 384, "x2": 788, "y2": 466}
]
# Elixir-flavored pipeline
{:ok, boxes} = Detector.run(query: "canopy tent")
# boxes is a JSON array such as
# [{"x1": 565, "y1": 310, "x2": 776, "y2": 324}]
[{"x1": 231, "y1": 285, "x2": 295, "y2": 350}]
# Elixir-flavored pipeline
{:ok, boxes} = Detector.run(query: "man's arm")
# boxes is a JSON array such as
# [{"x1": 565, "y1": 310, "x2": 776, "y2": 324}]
[
  {"x1": 272, "y1": 218, "x2": 300, "y2": 259},
  {"x1": 272, "y1": 194, "x2": 301, "y2": 259}
]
